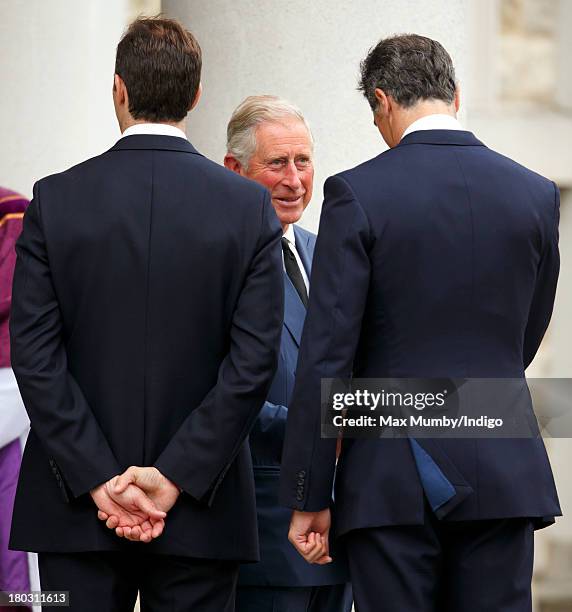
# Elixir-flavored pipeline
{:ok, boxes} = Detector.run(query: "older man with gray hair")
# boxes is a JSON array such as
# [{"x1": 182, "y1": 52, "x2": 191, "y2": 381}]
[{"x1": 224, "y1": 95, "x2": 352, "y2": 612}]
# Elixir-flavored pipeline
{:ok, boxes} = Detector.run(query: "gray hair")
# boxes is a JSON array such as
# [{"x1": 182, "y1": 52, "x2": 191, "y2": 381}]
[
  {"x1": 358, "y1": 34, "x2": 457, "y2": 111},
  {"x1": 226, "y1": 95, "x2": 313, "y2": 168}
]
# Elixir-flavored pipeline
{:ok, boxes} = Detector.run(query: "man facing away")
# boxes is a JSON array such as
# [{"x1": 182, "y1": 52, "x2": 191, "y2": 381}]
[
  {"x1": 279, "y1": 35, "x2": 560, "y2": 612},
  {"x1": 223, "y1": 95, "x2": 352, "y2": 612},
  {"x1": 9, "y1": 17, "x2": 283, "y2": 612}
]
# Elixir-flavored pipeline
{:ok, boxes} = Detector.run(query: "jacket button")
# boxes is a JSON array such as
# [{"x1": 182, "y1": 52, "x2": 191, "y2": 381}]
[
  {"x1": 296, "y1": 493, "x2": 304, "y2": 501},
  {"x1": 297, "y1": 470, "x2": 306, "y2": 478}
]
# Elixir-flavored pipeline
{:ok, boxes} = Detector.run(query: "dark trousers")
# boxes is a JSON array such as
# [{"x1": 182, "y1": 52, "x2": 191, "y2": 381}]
[
  {"x1": 236, "y1": 583, "x2": 353, "y2": 612},
  {"x1": 38, "y1": 551, "x2": 239, "y2": 612},
  {"x1": 343, "y1": 509, "x2": 534, "y2": 612}
]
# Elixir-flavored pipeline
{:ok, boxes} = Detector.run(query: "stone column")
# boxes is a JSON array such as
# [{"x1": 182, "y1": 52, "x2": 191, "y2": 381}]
[{"x1": 556, "y1": 0, "x2": 572, "y2": 111}]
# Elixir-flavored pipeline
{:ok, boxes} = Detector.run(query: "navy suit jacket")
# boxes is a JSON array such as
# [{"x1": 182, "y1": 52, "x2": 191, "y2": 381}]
[
  {"x1": 9, "y1": 135, "x2": 284, "y2": 561},
  {"x1": 240, "y1": 225, "x2": 349, "y2": 586},
  {"x1": 280, "y1": 130, "x2": 561, "y2": 536}
]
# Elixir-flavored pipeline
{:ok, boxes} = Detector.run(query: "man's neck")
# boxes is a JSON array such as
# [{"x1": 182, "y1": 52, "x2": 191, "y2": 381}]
[
  {"x1": 119, "y1": 117, "x2": 187, "y2": 134},
  {"x1": 395, "y1": 101, "x2": 456, "y2": 143}
]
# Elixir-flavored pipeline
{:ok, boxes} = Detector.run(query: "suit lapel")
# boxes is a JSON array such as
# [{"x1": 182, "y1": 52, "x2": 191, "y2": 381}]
[{"x1": 293, "y1": 226, "x2": 313, "y2": 278}]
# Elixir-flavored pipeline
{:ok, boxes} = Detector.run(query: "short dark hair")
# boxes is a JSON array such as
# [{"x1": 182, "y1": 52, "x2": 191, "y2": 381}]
[
  {"x1": 115, "y1": 16, "x2": 202, "y2": 122},
  {"x1": 358, "y1": 34, "x2": 456, "y2": 111}
]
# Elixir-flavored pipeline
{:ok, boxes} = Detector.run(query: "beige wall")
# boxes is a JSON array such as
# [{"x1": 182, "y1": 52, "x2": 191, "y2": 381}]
[{"x1": 0, "y1": 0, "x2": 160, "y2": 199}]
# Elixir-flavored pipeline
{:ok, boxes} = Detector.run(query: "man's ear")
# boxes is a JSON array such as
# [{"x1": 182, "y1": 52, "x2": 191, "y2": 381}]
[
  {"x1": 189, "y1": 82, "x2": 202, "y2": 111},
  {"x1": 374, "y1": 88, "x2": 391, "y2": 116},
  {"x1": 454, "y1": 85, "x2": 461, "y2": 113},
  {"x1": 113, "y1": 74, "x2": 127, "y2": 104},
  {"x1": 223, "y1": 154, "x2": 244, "y2": 175}
]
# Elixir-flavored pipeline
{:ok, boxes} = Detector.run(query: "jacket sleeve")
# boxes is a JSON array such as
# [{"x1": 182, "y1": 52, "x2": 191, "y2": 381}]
[
  {"x1": 279, "y1": 174, "x2": 372, "y2": 511},
  {"x1": 154, "y1": 190, "x2": 284, "y2": 505},
  {"x1": 9, "y1": 181, "x2": 121, "y2": 499},
  {"x1": 523, "y1": 181, "x2": 560, "y2": 369}
]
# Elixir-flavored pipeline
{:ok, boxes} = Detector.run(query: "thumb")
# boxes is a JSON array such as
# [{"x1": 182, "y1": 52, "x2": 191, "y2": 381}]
[
  {"x1": 114, "y1": 467, "x2": 137, "y2": 494},
  {"x1": 131, "y1": 487, "x2": 166, "y2": 520}
]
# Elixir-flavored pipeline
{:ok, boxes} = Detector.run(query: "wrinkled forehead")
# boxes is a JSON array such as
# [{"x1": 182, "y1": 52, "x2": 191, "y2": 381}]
[{"x1": 253, "y1": 118, "x2": 314, "y2": 157}]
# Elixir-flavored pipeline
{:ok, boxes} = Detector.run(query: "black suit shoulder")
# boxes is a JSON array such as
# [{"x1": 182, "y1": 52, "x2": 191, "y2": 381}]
[
  {"x1": 477, "y1": 147, "x2": 558, "y2": 211},
  {"x1": 39, "y1": 142, "x2": 266, "y2": 195},
  {"x1": 160, "y1": 148, "x2": 268, "y2": 198},
  {"x1": 34, "y1": 142, "x2": 270, "y2": 225},
  {"x1": 333, "y1": 138, "x2": 557, "y2": 217}
]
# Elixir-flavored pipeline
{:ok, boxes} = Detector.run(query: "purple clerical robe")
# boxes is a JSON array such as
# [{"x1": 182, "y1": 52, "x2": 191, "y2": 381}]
[
  {"x1": 0, "y1": 187, "x2": 31, "y2": 600},
  {"x1": 1, "y1": 187, "x2": 28, "y2": 368}
]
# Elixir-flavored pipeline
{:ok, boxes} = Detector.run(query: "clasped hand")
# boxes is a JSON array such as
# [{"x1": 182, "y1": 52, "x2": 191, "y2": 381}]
[
  {"x1": 288, "y1": 508, "x2": 333, "y2": 565},
  {"x1": 90, "y1": 466, "x2": 180, "y2": 544}
]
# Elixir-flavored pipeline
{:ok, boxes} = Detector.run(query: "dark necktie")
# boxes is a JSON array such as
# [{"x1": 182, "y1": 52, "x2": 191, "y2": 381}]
[{"x1": 281, "y1": 237, "x2": 309, "y2": 307}]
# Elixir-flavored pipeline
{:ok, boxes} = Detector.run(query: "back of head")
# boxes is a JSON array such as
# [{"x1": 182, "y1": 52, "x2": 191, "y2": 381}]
[
  {"x1": 226, "y1": 95, "x2": 312, "y2": 168},
  {"x1": 358, "y1": 34, "x2": 457, "y2": 110},
  {"x1": 115, "y1": 16, "x2": 202, "y2": 122}
]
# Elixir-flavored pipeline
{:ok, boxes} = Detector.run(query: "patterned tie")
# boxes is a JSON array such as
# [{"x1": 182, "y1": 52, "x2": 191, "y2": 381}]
[{"x1": 281, "y1": 237, "x2": 308, "y2": 307}]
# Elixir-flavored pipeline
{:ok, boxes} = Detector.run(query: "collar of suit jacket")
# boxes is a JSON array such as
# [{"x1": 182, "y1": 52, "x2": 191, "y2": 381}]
[
  {"x1": 398, "y1": 130, "x2": 485, "y2": 148},
  {"x1": 109, "y1": 134, "x2": 202, "y2": 156}
]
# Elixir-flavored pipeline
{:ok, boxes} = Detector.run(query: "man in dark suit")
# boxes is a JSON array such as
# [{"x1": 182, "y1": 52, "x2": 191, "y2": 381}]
[
  {"x1": 9, "y1": 17, "x2": 283, "y2": 611},
  {"x1": 279, "y1": 34, "x2": 561, "y2": 611},
  {"x1": 224, "y1": 95, "x2": 352, "y2": 612}
]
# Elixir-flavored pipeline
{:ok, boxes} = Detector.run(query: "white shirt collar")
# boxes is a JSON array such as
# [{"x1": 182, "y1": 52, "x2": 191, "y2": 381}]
[
  {"x1": 401, "y1": 114, "x2": 463, "y2": 140},
  {"x1": 283, "y1": 224, "x2": 296, "y2": 246},
  {"x1": 121, "y1": 123, "x2": 187, "y2": 140}
]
